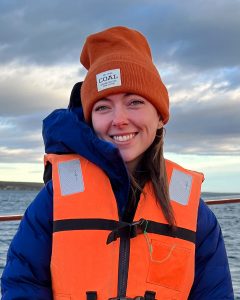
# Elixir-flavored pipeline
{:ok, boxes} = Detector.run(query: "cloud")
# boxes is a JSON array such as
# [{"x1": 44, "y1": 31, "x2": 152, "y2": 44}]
[
  {"x1": 0, "y1": 113, "x2": 44, "y2": 164},
  {"x1": 134, "y1": 0, "x2": 240, "y2": 70},
  {"x1": 0, "y1": 62, "x2": 84, "y2": 164},
  {"x1": 158, "y1": 62, "x2": 240, "y2": 156},
  {"x1": 0, "y1": 146, "x2": 42, "y2": 163},
  {"x1": 1, "y1": 0, "x2": 240, "y2": 71},
  {"x1": 0, "y1": 63, "x2": 82, "y2": 116},
  {"x1": 0, "y1": 114, "x2": 42, "y2": 148},
  {"x1": 165, "y1": 97, "x2": 240, "y2": 155},
  {"x1": 0, "y1": 0, "x2": 134, "y2": 65}
]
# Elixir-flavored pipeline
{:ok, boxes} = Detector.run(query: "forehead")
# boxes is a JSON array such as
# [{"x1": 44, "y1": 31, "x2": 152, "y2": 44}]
[{"x1": 96, "y1": 93, "x2": 146, "y2": 102}]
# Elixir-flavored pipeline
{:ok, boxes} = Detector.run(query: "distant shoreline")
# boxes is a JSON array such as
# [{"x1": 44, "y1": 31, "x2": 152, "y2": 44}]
[
  {"x1": 0, "y1": 181, "x2": 43, "y2": 191},
  {"x1": 0, "y1": 181, "x2": 239, "y2": 196}
]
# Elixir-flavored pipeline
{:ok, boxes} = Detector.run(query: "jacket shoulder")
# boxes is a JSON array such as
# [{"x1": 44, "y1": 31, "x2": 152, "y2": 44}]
[
  {"x1": 189, "y1": 199, "x2": 234, "y2": 299},
  {"x1": 1, "y1": 181, "x2": 54, "y2": 299}
]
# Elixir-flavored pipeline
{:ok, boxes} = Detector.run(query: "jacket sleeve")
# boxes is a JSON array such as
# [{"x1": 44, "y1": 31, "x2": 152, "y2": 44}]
[
  {"x1": 189, "y1": 199, "x2": 234, "y2": 300},
  {"x1": 1, "y1": 181, "x2": 54, "y2": 300}
]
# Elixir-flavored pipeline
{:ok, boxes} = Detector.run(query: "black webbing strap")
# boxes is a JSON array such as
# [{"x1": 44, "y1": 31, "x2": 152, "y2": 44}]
[
  {"x1": 145, "y1": 220, "x2": 196, "y2": 243},
  {"x1": 54, "y1": 218, "x2": 119, "y2": 232},
  {"x1": 86, "y1": 291, "x2": 97, "y2": 300},
  {"x1": 144, "y1": 290, "x2": 156, "y2": 300},
  {"x1": 53, "y1": 218, "x2": 196, "y2": 244},
  {"x1": 86, "y1": 290, "x2": 155, "y2": 299}
]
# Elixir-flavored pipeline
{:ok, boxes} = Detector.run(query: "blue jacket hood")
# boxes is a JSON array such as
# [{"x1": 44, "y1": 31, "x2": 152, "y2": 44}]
[{"x1": 42, "y1": 106, "x2": 130, "y2": 215}]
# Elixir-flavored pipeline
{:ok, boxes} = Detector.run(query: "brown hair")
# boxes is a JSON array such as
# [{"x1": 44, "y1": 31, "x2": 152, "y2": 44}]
[{"x1": 127, "y1": 128, "x2": 176, "y2": 227}]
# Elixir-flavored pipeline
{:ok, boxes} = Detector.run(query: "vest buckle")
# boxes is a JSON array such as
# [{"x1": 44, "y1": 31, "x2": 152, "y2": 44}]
[{"x1": 107, "y1": 218, "x2": 148, "y2": 244}]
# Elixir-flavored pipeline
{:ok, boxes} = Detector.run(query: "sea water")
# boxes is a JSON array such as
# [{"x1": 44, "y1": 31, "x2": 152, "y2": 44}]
[{"x1": 0, "y1": 189, "x2": 239, "y2": 298}]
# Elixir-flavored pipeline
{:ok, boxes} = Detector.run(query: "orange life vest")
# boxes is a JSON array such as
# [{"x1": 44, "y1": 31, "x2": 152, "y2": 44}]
[{"x1": 45, "y1": 154, "x2": 203, "y2": 300}]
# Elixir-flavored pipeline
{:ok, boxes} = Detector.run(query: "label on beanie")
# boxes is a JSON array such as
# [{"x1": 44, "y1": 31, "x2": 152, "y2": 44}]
[{"x1": 96, "y1": 69, "x2": 121, "y2": 91}]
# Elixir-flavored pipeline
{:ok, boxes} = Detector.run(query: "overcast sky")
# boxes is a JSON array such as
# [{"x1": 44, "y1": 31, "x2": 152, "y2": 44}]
[{"x1": 0, "y1": 0, "x2": 239, "y2": 193}]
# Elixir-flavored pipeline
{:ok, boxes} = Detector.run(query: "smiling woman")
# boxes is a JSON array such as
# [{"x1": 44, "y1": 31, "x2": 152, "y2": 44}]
[{"x1": 1, "y1": 26, "x2": 234, "y2": 300}]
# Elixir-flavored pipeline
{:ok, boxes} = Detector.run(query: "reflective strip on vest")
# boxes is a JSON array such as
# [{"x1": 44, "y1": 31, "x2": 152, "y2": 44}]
[{"x1": 46, "y1": 154, "x2": 203, "y2": 300}]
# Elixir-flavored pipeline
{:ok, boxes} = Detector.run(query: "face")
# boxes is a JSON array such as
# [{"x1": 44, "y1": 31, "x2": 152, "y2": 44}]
[{"x1": 91, "y1": 93, "x2": 163, "y2": 172}]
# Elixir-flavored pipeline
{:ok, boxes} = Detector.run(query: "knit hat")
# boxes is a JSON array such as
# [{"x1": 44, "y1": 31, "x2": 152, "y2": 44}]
[{"x1": 80, "y1": 26, "x2": 169, "y2": 124}]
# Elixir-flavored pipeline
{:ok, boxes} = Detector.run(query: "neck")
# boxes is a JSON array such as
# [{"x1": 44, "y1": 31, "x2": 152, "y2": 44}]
[{"x1": 125, "y1": 155, "x2": 143, "y2": 174}]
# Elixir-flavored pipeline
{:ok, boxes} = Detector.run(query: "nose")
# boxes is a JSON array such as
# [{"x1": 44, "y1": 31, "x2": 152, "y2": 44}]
[{"x1": 112, "y1": 108, "x2": 129, "y2": 127}]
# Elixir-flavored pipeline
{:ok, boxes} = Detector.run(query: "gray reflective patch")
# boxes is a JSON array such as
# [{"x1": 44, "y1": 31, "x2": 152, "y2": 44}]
[
  {"x1": 169, "y1": 169, "x2": 192, "y2": 205},
  {"x1": 58, "y1": 159, "x2": 84, "y2": 196}
]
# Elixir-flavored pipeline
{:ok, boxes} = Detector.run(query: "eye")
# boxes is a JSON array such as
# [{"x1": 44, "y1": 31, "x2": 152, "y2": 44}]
[
  {"x1": 128, "y1": 99, "x2": 145, "y2": 106},
  {"x1": 94, "y1": 105, "x2": 109, "y2": 112}
]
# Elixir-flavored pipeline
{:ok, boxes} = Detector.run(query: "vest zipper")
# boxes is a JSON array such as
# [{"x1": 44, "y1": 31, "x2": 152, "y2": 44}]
[
  {"x1": 117, "y1": 185, "x2": 142, "y2": 297},
  {"x1": 117, "y1": 237, "x2": 130, "y2": 297}
]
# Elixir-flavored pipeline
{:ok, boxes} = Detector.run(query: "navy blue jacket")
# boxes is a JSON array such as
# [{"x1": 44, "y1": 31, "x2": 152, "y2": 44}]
[{"x1": 1, "y1": 105, "x2": 234, "y2": 299}]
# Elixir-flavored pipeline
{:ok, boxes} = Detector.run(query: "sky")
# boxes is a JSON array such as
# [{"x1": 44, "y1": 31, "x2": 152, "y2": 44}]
[{"x1": 0, "y1": 0, "x2": 239, "y2": 193}]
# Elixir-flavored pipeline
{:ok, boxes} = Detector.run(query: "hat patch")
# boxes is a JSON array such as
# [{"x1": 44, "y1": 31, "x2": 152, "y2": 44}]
[{"x1": 96, "y1": 69, "x2": 121, "y2": 92}]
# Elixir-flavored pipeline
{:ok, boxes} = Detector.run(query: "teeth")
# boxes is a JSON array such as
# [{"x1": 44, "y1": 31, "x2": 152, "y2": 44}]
[{"x1": 113, "y1": 133, "x2": 135, "y2": 142}]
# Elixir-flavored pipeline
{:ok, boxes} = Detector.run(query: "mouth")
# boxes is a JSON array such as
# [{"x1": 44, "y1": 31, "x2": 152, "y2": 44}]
[{"x1": 110, "y1": 133, "x2": 137, "y2": 142}]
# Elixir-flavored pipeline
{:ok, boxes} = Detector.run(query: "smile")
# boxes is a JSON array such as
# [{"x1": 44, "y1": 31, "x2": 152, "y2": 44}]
[{"x1": 111, "y1": 133, "x2": 136, "y2": 142}]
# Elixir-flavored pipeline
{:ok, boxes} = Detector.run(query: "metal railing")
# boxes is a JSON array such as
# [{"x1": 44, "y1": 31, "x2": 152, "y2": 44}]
[
  {"x1": 204, "y1": 198, "x2": 240, "y2": 205},
  {"x1": 0, "y1": 198, "x2": 239, "y2": 222},
  {"x1": 0, "y1": 215, "x2": 22, "y2": 222}
]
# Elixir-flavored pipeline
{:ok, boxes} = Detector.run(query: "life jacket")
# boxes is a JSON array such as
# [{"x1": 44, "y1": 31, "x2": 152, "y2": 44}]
[{"x1": 45, "y1": 154, "x2": 203, "y2": 300}]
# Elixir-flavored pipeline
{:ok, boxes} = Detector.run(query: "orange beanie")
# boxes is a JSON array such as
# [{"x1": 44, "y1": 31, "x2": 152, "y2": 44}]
[{"x1": 80, "y1": 26, "x2": 169, "y2": 124}]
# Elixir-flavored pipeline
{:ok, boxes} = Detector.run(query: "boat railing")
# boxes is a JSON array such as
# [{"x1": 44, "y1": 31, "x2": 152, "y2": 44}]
[{"x1": 0, "y1": 198, "x2": 240, "y2": 222}]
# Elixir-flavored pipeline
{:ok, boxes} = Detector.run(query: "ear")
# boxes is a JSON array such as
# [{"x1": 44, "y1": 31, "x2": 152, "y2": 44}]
[{"x1": 158, "y1": 120, "x2": 164, "y2": 129}]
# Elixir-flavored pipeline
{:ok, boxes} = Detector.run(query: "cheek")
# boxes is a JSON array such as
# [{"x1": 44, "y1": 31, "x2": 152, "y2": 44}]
[
  {"x1": 91, "y1": 114, "x2": 107, "y2": 137},
  {"x1": 91, "y1": 120, "x2": 100, "y2": 139},
  {"x1": 145, "y1": 118, "x2": 160, "y2": 142},
  {"x1": 143, "y1": 114, "x2": 159, "y2": 132},
  {"x1": 91, "y1": 113, "x2": 100, "y2": 131}
]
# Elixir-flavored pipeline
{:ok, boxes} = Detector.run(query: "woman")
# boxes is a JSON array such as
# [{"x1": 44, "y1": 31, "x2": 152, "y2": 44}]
[{"x1": 1, "y1": 26, "x2": 233, "y2": 299}]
